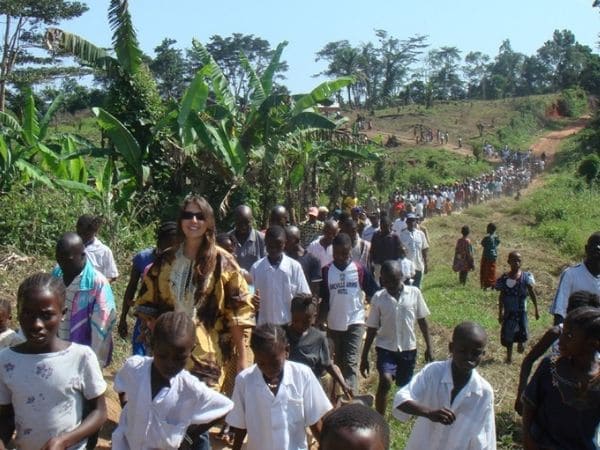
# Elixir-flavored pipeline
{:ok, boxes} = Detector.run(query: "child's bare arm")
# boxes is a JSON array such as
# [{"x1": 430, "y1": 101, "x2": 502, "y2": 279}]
[
  {"x1": 0, "y1": 404, "x2": 14, "y2": 448},
  {"x1": 397, "y1": 400, "x2": 455, "y2": 425},
  {"x1": 325, "y1": 364, "x2": 352, "y2": 397},
  {"x1": 309, "y1": 419, "x2": 323, "y2": 441},
  {"x1": 231, "y1": 427, "x2": 247, "y2": 450},
  {"x1": 417, "y1": 318, "x2": 433, "y2": 362},
  {"x1": 360, "y1": 327, "x2": 378, "y2": 377},
  {"x1": 498, "y1": 292, "x2": 504, "y2": 324},
  {"x1": 527, "y1": 285, "x2": 540, "y2": 320},
  {"x1": 514, "y1": 327, "x2": 560, "y2": 415},
  {"x1": 41, "y1": 395, "x2": 107, "y2": 450},
  {"x1": 522, "y1": 402, "x2": 541, "y2": 450}
]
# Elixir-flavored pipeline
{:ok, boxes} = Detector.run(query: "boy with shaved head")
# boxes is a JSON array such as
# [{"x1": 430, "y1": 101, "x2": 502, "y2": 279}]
[{"x1": 393, "y1": 321, "x2": 496, "y2": 450}]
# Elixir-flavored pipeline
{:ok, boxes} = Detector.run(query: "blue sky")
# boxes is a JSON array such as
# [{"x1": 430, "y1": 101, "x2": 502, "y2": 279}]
[{"x1": 61, "y1": 0, "x2": 599, "y2": 93}]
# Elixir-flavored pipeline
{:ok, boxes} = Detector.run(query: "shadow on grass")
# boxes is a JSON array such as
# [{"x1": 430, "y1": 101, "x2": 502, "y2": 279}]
[{"x1": 496, "y1": 410, "x2": 523, "y2": 449}]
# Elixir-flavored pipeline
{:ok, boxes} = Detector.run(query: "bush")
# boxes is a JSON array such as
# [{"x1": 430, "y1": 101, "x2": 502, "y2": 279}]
[{"x1": 557, "y1": 87, "x2": 588, "y2": 118}]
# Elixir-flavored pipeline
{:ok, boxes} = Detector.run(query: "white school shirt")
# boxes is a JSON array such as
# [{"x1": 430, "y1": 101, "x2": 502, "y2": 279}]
[
  {"x1": 226, "y1": 360, "x2": 332, "y2": 450},
  {"x1": 112, "y1": 356, "x2": 233, "y2": 450},
  {"x1": 307, "y1": 237, "x2": 333, "y2": 268},
  {"x1": 84, "y1": 237, "x2": 119, "y2": 279},
  {"x1": 0, "y1": 343, "x2": 107, "y2": 450},
  {"x1": 399, "y1": 257, "x2": 416, "y2": 283},
  {"x1": 399, "y1": 228, "x2": 429, "y2": 272},
  {"x1": 366, "y1": 286, "x2": 430, "y2": 352},
  {"x1": 393, "y1": 360, "x2": 496, "y2": 450},
  {"x1": 392, "y1": 218, "x2": 407, "y2": 234},
  {"x1": 251, "y1": 254, "x2": 311, "y2": 326},
  {"x1": 549, "y1": 263, "x2": 600, "y2": 319}
]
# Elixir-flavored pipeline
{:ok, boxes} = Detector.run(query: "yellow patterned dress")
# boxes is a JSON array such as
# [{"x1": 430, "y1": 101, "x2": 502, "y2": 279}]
[{"x1": 136, "y1": 245, "x2": 255, "y2": 390}]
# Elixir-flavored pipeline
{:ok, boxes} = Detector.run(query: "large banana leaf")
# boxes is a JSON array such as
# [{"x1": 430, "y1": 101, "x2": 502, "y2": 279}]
[
  {"x1": 108, "y1": 0, "x2": 142, "y2": 75},
  {"x1": 14, "y1": 160, "x2": 53, "y2": 187},
  {"x1": 239, "y1": 52, "x2": 266, "y2": 108},
  {"x1": 22, "y1": 90, "x2": 40, "y2": 146},
  {"x1": 178, "y1": 69, "x2": 209, "y2": 129},
  {"x1": 288, "y1": 112, "x2": 339, "y2": 131},
  {"x1": 260, "y1": 41, "x2": 287, "y2": 96},
  {"x1": 0, "y1": 111, "x2": 23, "y2": 134},
  {"x1": 39, "y1": 93, "x2": 65, "y2": 141},
  {"x1": 55, "y1": 179, "x2": 100, "y2": 199},
  {"x1": 45, "y1": 28, "x2": 118, "y2": 74},
  {"x1": 291, "y1": 77, "x2": 355, "y2": 115},
  {"x1": 92, "y1": 107, "x2": 142, "y2": 185}
]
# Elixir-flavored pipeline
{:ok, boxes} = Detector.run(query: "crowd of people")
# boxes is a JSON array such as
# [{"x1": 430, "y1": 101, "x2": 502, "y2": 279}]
[{"x1": 0, "y1": 180, "x2": 599, "y2": 450}]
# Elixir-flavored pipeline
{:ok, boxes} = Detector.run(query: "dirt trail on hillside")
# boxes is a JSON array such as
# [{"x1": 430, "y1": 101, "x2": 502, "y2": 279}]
[{"x1": 530, "y1": 116, "x2": 590, "y2": 162}]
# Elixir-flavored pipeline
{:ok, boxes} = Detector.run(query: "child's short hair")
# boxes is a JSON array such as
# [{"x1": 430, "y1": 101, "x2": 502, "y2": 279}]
[
  {"x1": 156, "y1": 221, "x2": 177, "y2": 241},
  {"x1": 151, "y1": 311, "x2": 195, "y2": 347},
  {"x1": 250, "y1": 323, "x2": 288, "y2": 354},
  {"x1": 76, "y1": 214, "x2": 103, "y2": 233},
  {"x1": 566, "y1": 290, "x2": 600, "y2": 314},
  {"x1": 0, "y1": 298, "x2": 11, "y2": 315},
  {"x1": 381, "y1": 260, "x2": 402, "y2": 278},
  {"x1": 320, "y1": 403, "x2": 390, "y2": 449},
  {"x1": 17, "y1": 272, "x2": 66, "y2": 310},
  {"x1": 452, "y1": 321, "x2": 487, "y2": 343},
  {"x1": 565, "y1": 307, "x2": 600, "y2": 339},
  {"x1": 461, "y1": 225, "x2": 470, "y2": 236},
  {"x1": 332, "y1": 232, "x2": 352, "y2": 248},
  {"x1": 216, "y1": 232, "x2": 233, "y2": 248},
  {"x1": 486, "y1": 223, "x2": 496, "y2": 234},
  {"x1": 290, "y1": 294, "x2": 318, "y2": 315},
  {"x1": 265, "y1": 225, "x2": 286, "y2": 241}
]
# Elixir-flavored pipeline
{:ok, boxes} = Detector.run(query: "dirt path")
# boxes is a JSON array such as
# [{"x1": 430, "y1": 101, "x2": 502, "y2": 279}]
[{"x1": 530, "y1": 116, "x2": 590, "y2": 162}]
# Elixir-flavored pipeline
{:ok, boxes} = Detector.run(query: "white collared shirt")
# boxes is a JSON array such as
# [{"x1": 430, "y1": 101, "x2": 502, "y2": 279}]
[
  {"x1": 550, "y1": 262, "x2": 600, "y2": 319},
  {"x1": 393, "y1": 360, "x2": 496, "y2": 450},
  {"x1": 307, "y1": 237, "x2": 333, "y2": 268},
  {"x1": 112, "y1": 356, "x2": 233, "y2": 450},
  {"x1": 84, "y1": 237, "x2": 119, "y2": 279},
  {"x1": 251, "y1": 254, "x2": 311, "y2": 325},
  {"x1": 399, "y1": 228, "x2": 429, "y2": 272},
  {"x1": 226, "y1": 360, "x2": 332, "y2": 450},
  {"x1": 366, "y1": 286, "x2": 430, "y2": 352}
]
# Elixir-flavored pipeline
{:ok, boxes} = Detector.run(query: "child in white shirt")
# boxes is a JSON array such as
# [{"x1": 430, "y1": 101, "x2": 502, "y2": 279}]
[
  {"x1": 0, "y1": 298, "x2": 24, "y2": 349},
  {"x1": 393, "y1": 321, "x2": 496, "y2": 450},
  {"x1": 226, "y1": 323, "x2": 332, "y2": 450},
  {"x1": 112, "y1": 311, "x2": 233, "y2": 450},
  {"x1": 76, "y1": 214, "x2": 119, "y2": 281},
  {"x1": 0, "y1": 272, "x2": 107, "y2": 450}
]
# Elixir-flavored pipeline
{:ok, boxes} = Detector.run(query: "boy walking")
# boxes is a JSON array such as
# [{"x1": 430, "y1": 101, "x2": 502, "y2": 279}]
[
  {"x1": 393, "y1": 322, "x2": 496, "y2": 450},
  {"x1": 360, "y1": 260, "x2": 433, "y2": 415}
]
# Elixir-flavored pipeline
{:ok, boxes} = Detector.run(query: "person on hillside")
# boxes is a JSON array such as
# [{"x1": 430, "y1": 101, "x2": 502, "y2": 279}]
[
  {"x1": 320, "y1": 233, "x2": 379, "y2": 391},
  {"x1": 307, "y1": 219, "x2": 339, "y2": 269},
  {"x1": 369, "y1": 215, "x2": 402, "y2": 280},
  {"x1": 52, "y1": 232, "x2": 116, "y2": 368},
  {"x1": 76, "y1": 214, "x2": 119, "y2": 282},
  {"x1": 393, "y1": 322, "x2": 496, "y2": 450},
  {"x1": 480, "y1": 223, "x2": 500, "y2": 290},
  {"x1": 514, "y1": 290, "x2": 600, "y2": 415},
  {"x1": 228, "y1": 205, "x2": 265, "y2": 273},
  {"x1": 360, "y1": 260, "x2": 433, "y2": 415},
  {"x1": 549, "y1": 231, "x2": 600, "y2": 325},
  {"x1": 452, "y1": 225, "x2": 475, "y2": 285},
  {"x1": 522, "y1": 307, "x2": 600, "y2": 450},
  {"x1": 496, "y1": 251, "x2": 539, "y2": 363},
  {"x1": 298, "y1": 206, "x2": 323, "y2": 248},
  {"x1": 251, "y1": 226, "x2": 310, "y2": 326},
  {"x1": 118, "y1": 221, "x2": 178, "y2": 355},
  {"x1": 285, "y1": 225, "x2": 322, "y2": 296},
  {"x1": 399, "y1": 213, "x2": 429, "y2": 288}
]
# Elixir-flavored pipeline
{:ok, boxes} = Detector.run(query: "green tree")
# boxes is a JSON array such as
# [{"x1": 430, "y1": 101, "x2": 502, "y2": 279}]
[
  {"x1": 315, "y1": 40, "x2": 360, "y2": 106},
  {"x1": 149, "y1": 38, "x2": 187, "y2": 100},
  {"x1": 488, "y1": 39, "x2": 525, "y2": 98},
  {"x1": 427, "y1": 46, "x2": 463, "y2": 100},
  {"x1": 578, "y1": 154, "x2": 600, "y2": 189},
  {"x1": 0, "y1": 0, "x2": 88, "y2": 111},
  {"x1": 463, "y1": 51, "x2": 490, "y2": 98}
]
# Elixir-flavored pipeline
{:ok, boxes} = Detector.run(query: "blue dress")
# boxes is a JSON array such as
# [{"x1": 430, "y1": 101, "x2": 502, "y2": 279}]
[
  {"x1": 495, "y1": 271, "x2": 534, "y2": 345},
  {"x1": 131, "y1": 248, "x2": 155, "y2": 355}
]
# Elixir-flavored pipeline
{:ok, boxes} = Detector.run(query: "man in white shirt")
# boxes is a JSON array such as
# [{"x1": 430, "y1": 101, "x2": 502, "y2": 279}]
[
  {"x1": 393, "y1": 322, "x2": 496, "y2": 450},
  {"x1": 307, "y1": 219, "x2": 338, "y2": 268},
  {"x1": 399, "y1": 213, "x2": 429, "y2": 288},
  {"x1": 550, "y1": 232, "x2": 600, "y2": 324},
  {"x1": 251, "y1": 226, "x2": 310, "y2": 326}
]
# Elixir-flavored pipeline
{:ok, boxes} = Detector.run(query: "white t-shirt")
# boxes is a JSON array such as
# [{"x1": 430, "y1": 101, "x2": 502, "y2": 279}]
[
  {"x1": 0, "y1": 343, "x2": 107, "y2": 450},
  {"x1": 112, "y1": 356, "x2": 234, "y2": 450},
  {"x1": 366, "y1": 286, "x2": 430, "y2": 352},
  {"x1": 550, "y1": 263, "x2": 600, "y2": 319},
  {"x1": 0, "y1": 328, "x2": 25, "y2": 349},
  {"x1": 393, "y1": 360, "x2": 496, "y2": 450},
  {"x1": 392, "y1": 218, "x2": 407, "y2": 234},
  {"x1": 251, "y1": 254, "x2": 311, "y2": 326},
  {"x1": 399, "y1": 229, "x2": 429, "y2": 272},
  {"x1": 85, "y1": 237, "x2": 119, "y2": 279},
  {"x1": 306, "y1": 237, "x2": 333, "y2": 268},
  {"x1": 325, "y1": 262, "x2": 366, "y2": 331},
  {"x1": 399, "y1": 257, "x2": 416, "y2": 283},
  {"x1": 226, "y1": 360, "x2": 332, "y2": 450}
]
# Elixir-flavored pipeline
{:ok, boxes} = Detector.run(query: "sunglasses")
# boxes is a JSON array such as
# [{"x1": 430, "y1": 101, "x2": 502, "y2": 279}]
[{"x1": 181, "y1": 211, "x2": 205, "y2": 221}]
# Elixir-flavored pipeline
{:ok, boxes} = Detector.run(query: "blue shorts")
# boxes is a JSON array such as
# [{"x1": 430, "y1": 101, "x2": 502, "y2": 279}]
[{"x1": 376, "y1": 347, "x2": 417, "y2": 387}]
